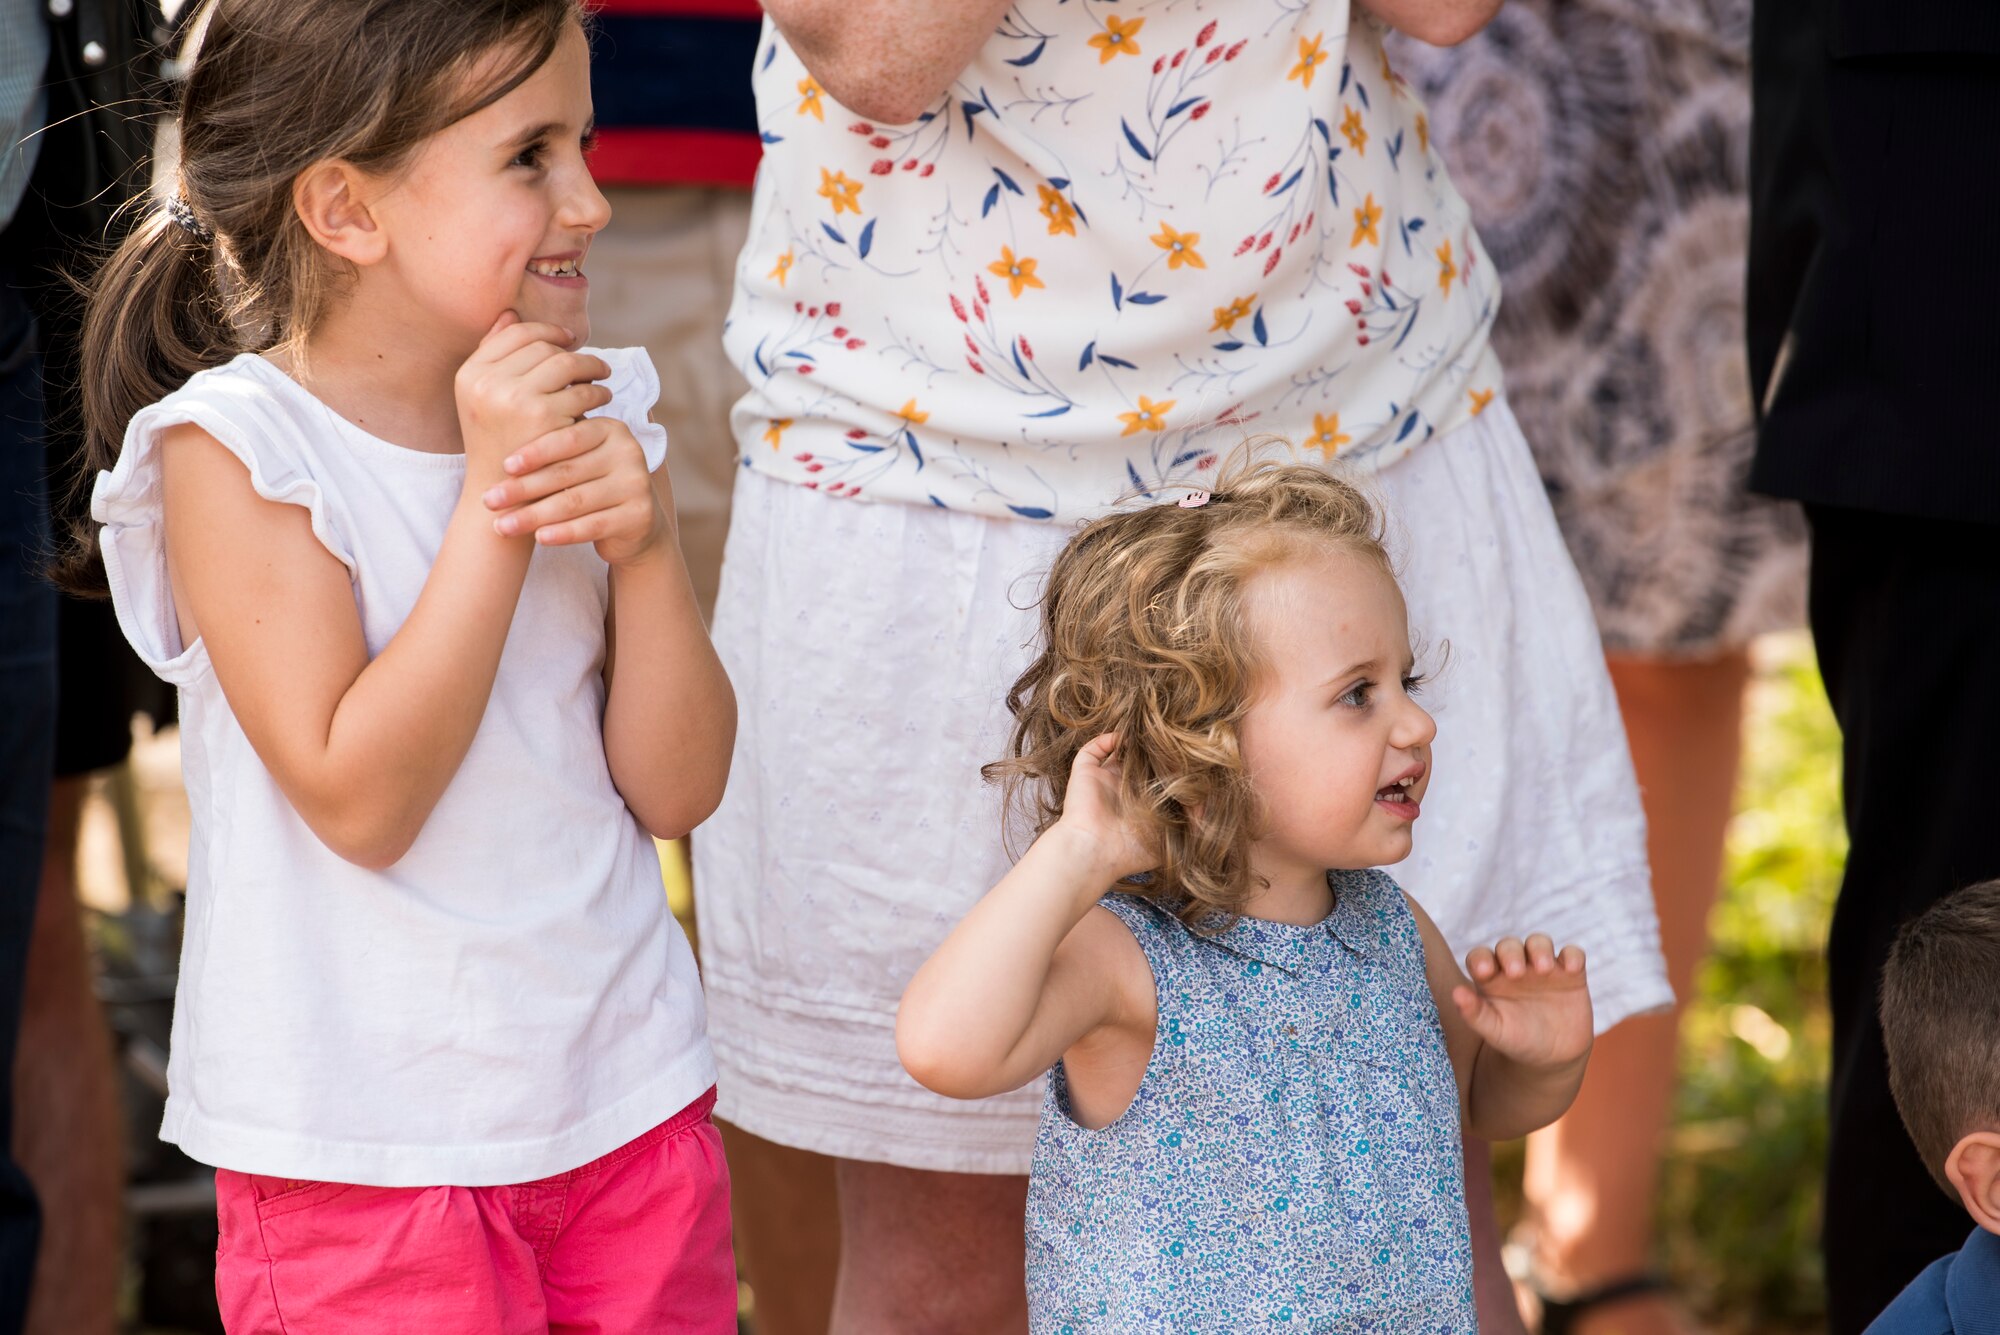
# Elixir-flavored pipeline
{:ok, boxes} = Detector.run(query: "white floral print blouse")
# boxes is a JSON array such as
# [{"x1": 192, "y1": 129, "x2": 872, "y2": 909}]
[{"x1": 726, "y1": 1, "x2": 1504, "y2": 522}]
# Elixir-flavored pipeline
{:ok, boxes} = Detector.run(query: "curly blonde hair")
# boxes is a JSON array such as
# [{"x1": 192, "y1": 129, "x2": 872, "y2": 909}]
[{"x1": 986, "y1": 452, "x2": 1398, "y2": 925}]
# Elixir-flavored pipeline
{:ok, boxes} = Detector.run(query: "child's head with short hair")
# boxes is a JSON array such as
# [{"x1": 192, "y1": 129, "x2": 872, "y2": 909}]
[
  {"x1": 988, "y1": 453, "x2": 1436, "y2": 924},
  {"x1": 1881, "y1": 878, "x2": 2000, "y2": 1233}
]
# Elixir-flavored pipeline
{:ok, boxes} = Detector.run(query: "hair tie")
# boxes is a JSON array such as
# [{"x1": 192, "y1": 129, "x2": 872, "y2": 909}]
[
  {"x1": 165, "y1": 195, "x2": 213, "y2": 243},
  {"x1": 1178, "y1": 490, "x2": 1212, "y2": 508}
]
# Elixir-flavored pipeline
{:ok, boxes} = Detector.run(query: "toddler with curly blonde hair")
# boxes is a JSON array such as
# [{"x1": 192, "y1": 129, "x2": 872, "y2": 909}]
[{"x1": 899, "y1": 456, "x2": 1597, "y2": 1330}]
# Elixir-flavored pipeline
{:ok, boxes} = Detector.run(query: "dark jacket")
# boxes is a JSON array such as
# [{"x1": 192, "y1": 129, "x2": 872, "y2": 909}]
[
  {"x1": 1863, "y1": 1226, "x2": 2000, "y2": 1335},
  {"x1": 1747, "y1": 0, "x2": 2000, "y2": 525}
]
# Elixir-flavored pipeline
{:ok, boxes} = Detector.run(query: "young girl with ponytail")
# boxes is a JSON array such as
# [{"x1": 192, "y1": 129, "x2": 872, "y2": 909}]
[{"x1": 67, "y1": 3, "x2": 737, "y2": 1328}]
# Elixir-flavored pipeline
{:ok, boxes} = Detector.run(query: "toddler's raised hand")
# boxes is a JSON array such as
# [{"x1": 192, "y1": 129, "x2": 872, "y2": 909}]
[
  {"x1": 454, "y1": 311, "x2": 613, "y2": 485},
  {"x1": 1048, "y1": 733, "x2": 1158, "y2": 885},
  {"x1": 1451, "y1": 934, "x2": 1592, "y2": 1074}
]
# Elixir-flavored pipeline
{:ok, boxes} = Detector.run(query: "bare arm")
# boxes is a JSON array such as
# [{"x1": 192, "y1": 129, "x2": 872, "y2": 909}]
[
  {"x1": 762, "y1": 0, "x2": 1017, "y2": 125},
  {"x1": 159, "y1": 321, "x2": 610, "y2": 869},
  {"x1": 1356, "y1": 0, "x2": 1503, "y2": 46},
  {"x1": 898, "y1": 733, "x2": 1158, "y2": 1098},
  {"x1": 596, "y1": 470, "x2": 736, "y2": 841},
  {"x1": 1407, "y1": 894, "x2": 1593, "y2": 1141}
]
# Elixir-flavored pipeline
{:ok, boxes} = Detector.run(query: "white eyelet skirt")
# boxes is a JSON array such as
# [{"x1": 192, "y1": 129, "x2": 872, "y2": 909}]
[{"x1": 692, "y1": 397, "x2": 1671, "y2": 1174}]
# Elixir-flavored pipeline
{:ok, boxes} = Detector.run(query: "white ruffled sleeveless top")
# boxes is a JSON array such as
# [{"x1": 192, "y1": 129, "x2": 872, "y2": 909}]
[{"x1": 91, "y1": 349, "x2": 716, "y2": 1186}]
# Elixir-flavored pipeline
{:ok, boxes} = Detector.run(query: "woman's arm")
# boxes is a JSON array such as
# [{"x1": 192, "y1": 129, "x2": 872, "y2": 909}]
[
  {"x1": 761, "y1": 0, "x2": 1017, "y2": 126},
  {"x1": 1356, "y1": 0, "x2": 1503, "y2": 47},
  {"x1": 1407, "y1": 894, "x2": 1594, "y2": 1141},
  {"x1": 159, "y1": 320, "x2": 609, "y2": 869}
]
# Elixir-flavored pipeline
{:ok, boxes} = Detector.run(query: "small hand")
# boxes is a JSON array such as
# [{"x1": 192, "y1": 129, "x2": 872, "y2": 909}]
[
  {"x1": 454, "y1": 311, "x2": 613, "y2": 484},
  {"x1": 1452, "y1": 934, "x2": 1592, "y2": 1073},
  {"x1": 482, "y1": 415, "x2": 671, "y2": 566},
  {"x1": 1048, "y1": 732, "x2": 1157, "y2": 884}
]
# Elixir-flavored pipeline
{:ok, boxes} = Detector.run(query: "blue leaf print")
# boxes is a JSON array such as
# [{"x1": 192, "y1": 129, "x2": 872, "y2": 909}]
[
  {"x1": 994, "y1": 168, "x2": 1023, "y2": 195},
  {"x1": 1406, "y1": 218, "x2": 1426, "y2": 233},
  {"x1": 917, "y1": 110, "x2": 936, "y2": 123},
  {"x1": 1025, "y1": 405, "x2": 1073, "y2": 417},
  {"x1": 752, "y1": 338, "x2": 769, "y2": 376},
  {"x1": 1170, "y1": 449, "x2": 1207, "y2": 467},
  {"x1": 1252, "y1": 309, "x2": 1268, "y2": 346},
  {"x1": 905, "y1": 430, "x2": 924, "y2": 469},
  {"x1": 1120, "y1": 118, "x2": 1154, "y2": 162},
  {"x1": 821, "y1": 222, "x2": 845, "y2": 244},
  {"x1": 1098, "y1": 353, "x2": 1138, "y2": 370},
  {"x1": 1395, "y1": 413, "x2": 1420, "y2": 443},
  {"x1": 928, "y1": 494, "x2": 947, "y2": 507},
  {"x1": 1012, "y1": 341, "x2": 1031, "y2": 377},
  {"x1": 1078, "y1": 340, "x2": 1096, "y2": 371},
  {"x1": 1005, "y1": 38, "x2": 1047, "y2": 66},
  {"x1": 1339, "y1": 63, "x2": 1351, "y2": 95},
  {"x1": 1274, "y1": 167, "x2": 1304, "y2": 196},
  {"x1": 759, "y1": 131, "x2": 784, "y2": 145},
  {"x1": 1048, "y1": 176, "x2": 1070, "y2": 191},
  {"x1": 1110, "y1": 272, "x2": 1125, "y2": 310},
  {"x1": 1386, "y1": 128, "x2": 1403, "y2": 171},
  {"x1": 1357, "y1": 82, "x2": 1371, "y2": 111},
  {"x1": 858, "y1": 218, "x2": 876, "y2": 258},
  {"x1": 1126, "y1": 459, "x2": 1151, "y2": 496},
  {"x1": 1008, "y1": 505, "x2": 1056, "y2": 520},
  {"x1": 1314, "y1": 117, "x2": 1331, "y2": 144},
  {"x1": 1071, "y1": 198, "x2": 1090, "y2": 225},
  {"x1": 761, "y1": 41, "x2": 776, "y2": 70},
  {"x1": 1327, "y1": 173, "x2": 1340, "y2": 207},
  {"x1": 980, "y1": 86, "x2": 999, "y2": 116},
  {"x1": 1214, "y1": 340, "x2": 1244, "y2": 351},
  {"x1": 1166, "y1": 96, "x2": 1203, "y2": 120},
  {"x1": 1127, "y1": 292, "x2": 1166, "y2": 306},
  {"x1": 961, "y1": 100, "x2": 985, "y2": 140},
  {"x1": 848, "y1": 442, "x2": 886, "y2": 453},
  {"x1": 983, "y1": 183, "x2": 1001, "y2": 217},
  {"x1": 783, "y1": 350, "x2": 816, "y2": 361}
]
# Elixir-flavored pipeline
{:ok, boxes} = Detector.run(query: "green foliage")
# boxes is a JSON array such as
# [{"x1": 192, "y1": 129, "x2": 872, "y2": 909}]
[{"x1": 1666, "y1": 636, "x2": 1844, "y2": 1332}]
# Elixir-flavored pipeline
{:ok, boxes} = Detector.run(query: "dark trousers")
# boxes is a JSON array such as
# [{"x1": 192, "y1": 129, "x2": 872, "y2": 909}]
[
  {"x1": 0, "y1": 280, "x2": 55, "y2": 1330},
  {"x1": 1808, "y1": 503, "x2": 2000, "y2": 1333}
]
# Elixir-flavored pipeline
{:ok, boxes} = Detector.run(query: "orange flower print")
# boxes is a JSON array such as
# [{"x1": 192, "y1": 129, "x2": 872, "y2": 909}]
[
  {"x1": 1118, "y1": 395, "x2": 1175, "y2": 436},
  {"x1": 1436, "y1": 238, "x2": 1457, "y2": 297},
  {"x1": 1468, "y1": 387, "x2": 1495, "y2": 416},
  {"x1": 1288, "y1": 33, "x2": 1329, "y2": 88},
  {"x1": 1351, "y1": 193, "x2": 1382, "y2": 249},
  {"x1": 1416, "y1": 112, "x2": 1430, "y2": 155},
  {"x1": 1152, "y1": 222, "x2": 1206, "y2": 270},
  {"x1": 988, "y1": 246, "x2": 1046, "y2": 298},
  {"x1": 768, "y1": 249, "x2": 794, "y2": 286},
  {"x1": 1089, "y1": 14, "x2": 1145, "y2": 64},
  {"x1": 896, "y1": 399, "x2": 930, "y2": 425},
  {"x1": 1210, "y1": 295, "x2": 1255, "y2": 333},
  {"x1": 796, "y1": 75, "x2": 824, "y2": 121},
  {"x1": 1037, "y1": 184, "x2": 1078, "y2": 237},
  {"x1": 763, "y1": 418, "x2": 792, "y2": 449},
  {"x1": 818, "y1": 167, "x2": 863, "y2": 216},
  {"x1": 1307, "y1": 412, "x2": 1351, "y2": 457},
  {"x1": 1340, "y1": 104, "x2": 1368, "y2": 155}
]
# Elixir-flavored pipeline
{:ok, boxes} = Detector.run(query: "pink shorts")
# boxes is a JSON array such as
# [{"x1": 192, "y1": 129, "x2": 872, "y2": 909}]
[{"x1": 214, "y1": 1088, "x2": 734, "y2": 1334}]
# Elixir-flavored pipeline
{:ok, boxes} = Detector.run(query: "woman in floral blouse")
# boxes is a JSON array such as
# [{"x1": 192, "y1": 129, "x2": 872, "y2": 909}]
[{"x1": 696, "y1": 0, "x2": 1670, "y2": 1327}]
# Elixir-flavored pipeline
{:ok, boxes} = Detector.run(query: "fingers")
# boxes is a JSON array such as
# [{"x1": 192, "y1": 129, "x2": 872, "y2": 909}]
[
  {"x1": 1463, "y1": 944, "x2": 1496, "y2": 983},
  {"x1": 1524, "y1": 934, "x2": 1555, "y2": 973},
  {"x1": 481, "y1": 421, "x2": 615, "y2": 508},
  {"x1": 545, "y1": 380, "x2": 614, "y2": 422},
  {"x1": 522, "y1": 496, "x2": 656, "y2": 548},
  {"x1": 1467, "y1": 936, "x2": 1581, "y2": 983},
  {"x1": 472, "y1": 318, "x2": 572, "y2": 365},
  {"x1": 1076, "y1": 733, "x2": 1121, "y2": 766},
  {"x1": 522, "y1": 350, "x2": 612, "y2": 396},
  {"x1": 1559, "y1": 943, "x2": 1586, "y2": 974},
  {"x1": 1493, "y1": 937, "x2": 1527, "y2": 978},
  {"x1": 494, "y1": 476, "x2": 625, "y2": 538}
]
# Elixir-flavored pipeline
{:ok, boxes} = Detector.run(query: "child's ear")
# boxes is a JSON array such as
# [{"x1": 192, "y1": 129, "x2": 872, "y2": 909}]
[
  {"x1": 293, "y1": 161, "x2": 386, "y2": 266},
  {"x1": 1945, "y1": 1131, "x2": 2000, "y2": 1235}
]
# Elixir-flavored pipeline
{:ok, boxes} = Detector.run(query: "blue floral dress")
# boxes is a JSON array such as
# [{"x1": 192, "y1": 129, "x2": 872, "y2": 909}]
[{"x1": 1026, "y1": 870, "x2": 1474, "y2": 1332}]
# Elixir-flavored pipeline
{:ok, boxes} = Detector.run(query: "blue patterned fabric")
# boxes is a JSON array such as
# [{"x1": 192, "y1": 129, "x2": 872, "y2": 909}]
[{"x1": 1026, "y1": 869, "x2": 1474, "y2": 1333}]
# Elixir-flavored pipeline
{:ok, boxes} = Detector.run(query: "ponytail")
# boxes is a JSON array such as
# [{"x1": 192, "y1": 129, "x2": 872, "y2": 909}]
[{"x1": 54, "y1": 202, "x2": 236, "y2": 596}]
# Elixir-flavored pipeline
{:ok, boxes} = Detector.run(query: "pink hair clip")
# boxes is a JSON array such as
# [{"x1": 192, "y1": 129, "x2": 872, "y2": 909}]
[{"x1": 1178, "y1": 490, "x2": 1212, "y2": 508}]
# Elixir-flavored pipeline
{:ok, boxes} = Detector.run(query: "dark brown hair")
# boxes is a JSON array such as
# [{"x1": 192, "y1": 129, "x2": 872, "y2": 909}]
[
  {"x1": 58, "y1": 0, "x2": 583, "y2": 593},
  {"x1": 986, "y1": 451, "x2": 1398, "y2": 925},
  {"x1": 1880, "y1": 877, "x2": 2000, "y2": 1193}
]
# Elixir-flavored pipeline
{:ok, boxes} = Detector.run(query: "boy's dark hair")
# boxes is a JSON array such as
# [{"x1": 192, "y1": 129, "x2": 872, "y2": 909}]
[{"x1": 1880, "y1": 878, "x2": 2000, "y2": 1193}]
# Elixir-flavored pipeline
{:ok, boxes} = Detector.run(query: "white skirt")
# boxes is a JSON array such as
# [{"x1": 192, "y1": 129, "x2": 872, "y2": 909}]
[{"x1": 693, "y1": 398, "x2": 1671, "y2": 1174}]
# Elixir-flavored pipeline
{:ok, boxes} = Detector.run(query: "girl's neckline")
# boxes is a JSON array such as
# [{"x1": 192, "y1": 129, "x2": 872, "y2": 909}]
[{"x1": 239, "y1": 352, "x2": 469, "y2": 471}]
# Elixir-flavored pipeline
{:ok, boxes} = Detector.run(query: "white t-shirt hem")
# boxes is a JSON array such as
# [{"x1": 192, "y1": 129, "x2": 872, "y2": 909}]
[{"x1": 163, "y1": 1041, "x2": 718, "y2": 1188}]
